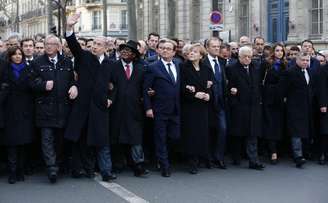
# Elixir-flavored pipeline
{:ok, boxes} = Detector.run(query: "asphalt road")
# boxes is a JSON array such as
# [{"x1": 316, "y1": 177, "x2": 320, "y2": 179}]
[{"x1": 0, "y1": 159, "x2": 327, "y2": 203}]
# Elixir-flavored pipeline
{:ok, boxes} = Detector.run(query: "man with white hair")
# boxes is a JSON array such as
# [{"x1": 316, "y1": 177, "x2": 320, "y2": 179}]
[
  {"x1": 30, "y1": 34, "x2": 77, "y2": 183},
  {"x1": 226, "y1": 46, "x2": 265, "y2": 170},
  {"x1": 64, "y1": 12, "x2": 116, "y2": 182}
]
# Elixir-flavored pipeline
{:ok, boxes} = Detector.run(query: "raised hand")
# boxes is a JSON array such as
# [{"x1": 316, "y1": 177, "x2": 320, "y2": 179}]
[{"x1": 66, "y1": 12, "x2": 81, "y2": 30}]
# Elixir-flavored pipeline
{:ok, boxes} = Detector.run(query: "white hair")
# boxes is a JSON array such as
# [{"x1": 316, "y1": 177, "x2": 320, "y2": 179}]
[
  {"x1": 45, "y1": 34, "x2": 61, "y2": 45},
  {"x1": 238, "y1": 46, "x2": 253, "y2": 56}
]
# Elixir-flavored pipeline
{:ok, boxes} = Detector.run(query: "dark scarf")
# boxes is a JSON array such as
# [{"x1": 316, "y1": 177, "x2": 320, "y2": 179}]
[{"x1": 11, "y1": 62, "x2": 26, "y2": 79}]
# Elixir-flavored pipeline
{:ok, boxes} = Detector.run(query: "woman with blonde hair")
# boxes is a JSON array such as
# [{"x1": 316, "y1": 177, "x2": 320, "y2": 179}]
[{"x1": 180, "y1": 43, "x2": 214, "y2": 174}]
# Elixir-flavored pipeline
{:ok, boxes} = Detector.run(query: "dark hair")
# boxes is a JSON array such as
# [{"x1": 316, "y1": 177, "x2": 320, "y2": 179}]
[
  {"x1": 266, "y1": 43, "x2": 288, "y2": 69},
  {"x1": 205, "y1": 37, "x2": 221, "y2": 48},
  {"x1": 86, "y1": 38, "x2": 94, "y2": 43},
  {"x1": 20, "y1": 38, "x2": 35, "y2": 47},
  {"x1": 6, "y1": 46, "x2": 25, "y2": 63},
  {"x1": 220, "y1": 43, "x2": 231, "y2": 51},
  {"x1": 253, "y1": 36, "x2": 265, "y2": 44},
  {"x1": 317, "y1": 53, "x2": 325, "y2": 58},
  {"x1": 78, "y1": 37, "x2": 87, "y2": 44},
  {"x1": 290, "y1": 46, "x2": 300, "y2": 52},
  {"x1": 114, "y1": 38, "x2": 126, "y2": 45},
  {"x1": 147, "y1": 32, "x2": 160, "y2": 40},
  {"x1": 301, "y1": 39, "x2": 313, "y2": 47}
]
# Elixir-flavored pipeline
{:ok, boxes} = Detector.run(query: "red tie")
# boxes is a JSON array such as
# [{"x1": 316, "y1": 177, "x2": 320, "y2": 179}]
[{"x1": 125, "y1": 64, "x2": 131, "y2": 79}]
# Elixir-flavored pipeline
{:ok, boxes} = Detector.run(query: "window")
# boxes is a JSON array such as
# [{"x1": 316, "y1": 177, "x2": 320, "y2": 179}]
[
  {"x1": 121, "y1": 10, "x2": 127, "y2": 29},
  {"x1": 239, "y1": 0, "x2": 249, "y2": 36},
  {"x1": 92, "y1": 10, "x2": 102, "y2": 30},
  {"x1": 310, "y1": 0, "x2": 323, "y2": 36},
  {"x1": 121, "y1": 0, "x2": 127, "y2": 2}
]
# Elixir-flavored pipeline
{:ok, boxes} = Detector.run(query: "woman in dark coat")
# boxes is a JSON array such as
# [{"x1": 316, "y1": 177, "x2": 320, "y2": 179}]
[
  {"x1": 181, "y1": 43, "x2": 214, "y2": 174},
  {"x1": 0, "y1": 47, "x2": 34, "y2": 184},
  {"x1": 262, "y1": 43, "x2": 287, "y2": 164}
]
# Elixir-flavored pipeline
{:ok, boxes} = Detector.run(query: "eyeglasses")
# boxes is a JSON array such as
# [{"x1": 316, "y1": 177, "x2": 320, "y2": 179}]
[
  {"x1": 45, "y1": 43, "x2": 58, "y2": 46},
  {"x1": 162, "y1": 47, "x2": 173, "y2": 51}
]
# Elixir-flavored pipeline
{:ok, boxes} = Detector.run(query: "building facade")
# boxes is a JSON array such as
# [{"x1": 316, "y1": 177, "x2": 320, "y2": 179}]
[
  {"x1": 0, "y1": 0, "x2": 128, "y2": 39},
  {"x1": 136, "y1": 0, "x2": 328, "y2": 49}
]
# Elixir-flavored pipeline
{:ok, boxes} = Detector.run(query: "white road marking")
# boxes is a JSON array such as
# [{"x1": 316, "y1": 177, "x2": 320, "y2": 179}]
[{"x1": 95, "y1": 176, "x2": 149, "y2": 203}]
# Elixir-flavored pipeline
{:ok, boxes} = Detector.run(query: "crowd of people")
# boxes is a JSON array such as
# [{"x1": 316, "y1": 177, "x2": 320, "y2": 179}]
[{"x1": 1, "y1": 13, "x2": 328, "y2": 185}]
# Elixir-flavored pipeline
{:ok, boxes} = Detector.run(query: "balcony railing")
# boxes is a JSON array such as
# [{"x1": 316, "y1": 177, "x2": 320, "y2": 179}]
[{"x1": 20, "y1": 8, "x2": 46, "y2": 21}]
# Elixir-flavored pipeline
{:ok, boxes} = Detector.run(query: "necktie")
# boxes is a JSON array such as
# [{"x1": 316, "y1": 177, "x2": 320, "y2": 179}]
[
  {"x1": 244, "y1": 66, "x2": 249, "y2": 75},
  {"x1": 213, "y1": 59, "x2": 221, "y2": 74},
  {"x1": 303, "y1": 69, "x2": 310, "y2": 84},
  {"x1": 50, "y1": 58, "x2": 56, "y2": 68},
  {"x1": 125, "y1": 64, "x2": 131, "y2": 79},
  {"x1": 167, "y1": 63, "x2": 175, "y2": 83}
]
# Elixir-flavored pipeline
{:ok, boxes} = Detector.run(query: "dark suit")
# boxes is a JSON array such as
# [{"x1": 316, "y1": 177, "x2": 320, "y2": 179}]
[
  {"x1": 143, "y1": 59, "x2": 181, "y2": 170},
  {"x1": 203, "y1": 55, "x2": 228, "y2": 162}
]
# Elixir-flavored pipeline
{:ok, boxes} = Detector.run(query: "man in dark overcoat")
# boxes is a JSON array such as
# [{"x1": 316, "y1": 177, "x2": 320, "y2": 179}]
[
  {"x1": 64, "y1": 13, "x2": 115, "y2": 181},
  {"x1": 226, "y1": 46, "x2": 265, "y2": 170},
  {"x1": 30, "y1": 34, "x2": 77, "y2": 183},
  {"x1": 106, "y1": 40, "x2": 149, "y2": 177},
  {"x1": 281, "y1": 51, "x2": 315, "y2": 168}
]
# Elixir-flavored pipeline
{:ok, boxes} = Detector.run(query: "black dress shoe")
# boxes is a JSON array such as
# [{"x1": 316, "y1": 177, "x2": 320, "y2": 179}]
[
  {"x1": 270, "y1": 159, "x2": 278, "y2": 165},
  {"x1": 319, "y1": 154, "x2": 326, "y2": 165},
  {"x1": 8, "y1": 172, "x2": 17, "y2": 184},
  {"x1": 232, "y1": 159, "x2": 241, "y2": 166},
  {"x1": 48, "y1": 171, "x2": 57, "y2": 183},
  {"x1": 71, "y1": 170, "x2": 85, "y2": 179},
  {"x1": 161, "y1": 168, "x2": 171, "y2": 177},
  {"x1": 249, "y1": 162, "x2": 265, "y2": 170},
  {"x1": 102, "y1": 173, "x2": 117, "y2": 182},
  {"x1": 85, "y1": 170, "x2": 95, "y2": 179},
  {"x1": 16, "y1": 171, "x2": 25, "y2": 181},
  {"x1": 134, "y1": 164, "x2": 150, "y2": 177},
  {"x1": 295, "y1": 157, "x2": 306, "y2": 168},
  {"x1": 205, "y1": 161, "x2": 214, "y2": 169},
  {"x1": 189, "y1": 165, "x2": 198, "y2": 175},
  {"x1": 217, "y1": 161, "x2": 227, "y2": 169}
]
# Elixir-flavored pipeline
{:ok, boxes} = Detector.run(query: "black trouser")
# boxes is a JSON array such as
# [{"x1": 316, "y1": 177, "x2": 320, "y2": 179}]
[
  {"x1": 232, "y1": 136, "x2": 259, "y2": 164},
  {"x1": 41, "y1": 128, "x2": 66, "y2": 172},
  {"x1": 7, "y1": 146, "x2": 25, "y2": 173},
  {"x1": 320, "y1": 135, "x2": 328, "y2": 156},
  {"x1": 71, "y1": 128, "x2": 95, "y2": 173},
  {"x1": 267, "y1": 140, "x2": 277, "y2": 155}
]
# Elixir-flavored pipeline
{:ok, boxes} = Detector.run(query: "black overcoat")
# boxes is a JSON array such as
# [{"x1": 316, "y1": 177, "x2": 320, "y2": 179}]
[
  {"x1": 180, "y1": 61, "x2": 213, "y2": 157},
  {"x1": 317, "y1": 65, "x2": 328, "y2": 135},
  {"x1": 262, "y1": 61, "x2": 286, "y2": 140},
  {"x1": 108, "y1": 60, "x2": 144, "y2": 145},
  {"x1": 281, "y1": 65, "x2": 314, "y2": 138},
  {"x1": 226, "y1": 61, "x2": 262, "y2": 137},
  {"x1": 64, "y1": 32, "x2": 111, "y2": 146},
  {"x1": 1, "y1": 63, "x2": 34, "y2": 146}
]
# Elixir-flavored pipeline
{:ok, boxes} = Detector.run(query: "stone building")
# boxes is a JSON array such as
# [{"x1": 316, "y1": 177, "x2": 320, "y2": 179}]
[{"x1": 136, "y1": 0, "x2": 328, "y2": 49}]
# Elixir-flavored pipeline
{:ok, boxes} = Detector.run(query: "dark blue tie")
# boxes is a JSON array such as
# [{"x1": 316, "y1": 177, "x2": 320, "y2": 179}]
[
  {"x1": 167, "y1": 63, "x2": 175, "y2": 83},
  {"x1": 213, "y1": 59, "x2": 221, "y2": 81}
]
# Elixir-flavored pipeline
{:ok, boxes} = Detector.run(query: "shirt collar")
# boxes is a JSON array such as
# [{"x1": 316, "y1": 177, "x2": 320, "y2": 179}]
[
  {"x1": 161, "y1": 58, "x2": 173, "y2": 66},
  {"x1": 49, "y1": 55, "x2": 58, "y2": 63},
  {"x1": 207, "y1": 54, "x2": 218, "y2": 63},
  {"x1": 121, "y1": 59, "x2": 133, "y2": 68},
  {"x1": 98, "y1": 54, "x2": 105, "y2": 63}
]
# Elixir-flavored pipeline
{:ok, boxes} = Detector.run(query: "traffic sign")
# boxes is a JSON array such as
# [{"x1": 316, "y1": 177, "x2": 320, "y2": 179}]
[
  {"x1": 209, "y1": 24, "x2": 224, "y2": 31},
  {"x1": 210, "y1": 11, "x2": 223, "y2": 24}
]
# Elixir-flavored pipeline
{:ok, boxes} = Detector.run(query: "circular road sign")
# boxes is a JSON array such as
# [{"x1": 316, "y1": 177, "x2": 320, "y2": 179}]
[{"x1": 210, "y1": 11, "x2": 223, "y2": 24}]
